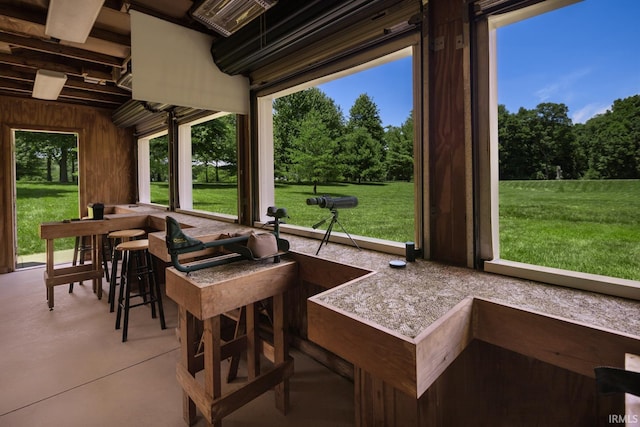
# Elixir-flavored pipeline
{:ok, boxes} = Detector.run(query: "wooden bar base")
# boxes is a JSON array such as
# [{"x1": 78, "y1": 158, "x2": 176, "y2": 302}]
[{"x1": 167, "y1": 259, "x2": 298, "y2": 426}]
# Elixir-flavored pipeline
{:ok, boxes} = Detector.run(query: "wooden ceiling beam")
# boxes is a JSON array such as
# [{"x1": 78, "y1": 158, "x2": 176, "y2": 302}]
[
  {"x1": 0, "y1": 31, "x2": 123, "y2": 67},
  {"x1": 58, "y1": 87, "x2": 125, "y2": 105},
  {"x1": 0, "y1": 77, "x2": 125, "y2": 107},
  {"x1": 0, "y1": 52, "x2": 114, "y2": 82},
  {"x1": 64, "y1": 78, "x2": 131, "y2": 97},
  {"x1": 0, "y1": 77, "x2": 32, "y2": 94}
]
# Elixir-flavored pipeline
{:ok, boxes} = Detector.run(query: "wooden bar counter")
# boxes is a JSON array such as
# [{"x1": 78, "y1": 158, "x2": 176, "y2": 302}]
[
  {"x1": 300, "y1": 237, "x2": 640, "y2": 426},
  {"x1": 39, "y1": 210, "x2": 150, "y2": 309},
  {"x1": 165, "y1": 257, "x2": 298, "y2": 427}
]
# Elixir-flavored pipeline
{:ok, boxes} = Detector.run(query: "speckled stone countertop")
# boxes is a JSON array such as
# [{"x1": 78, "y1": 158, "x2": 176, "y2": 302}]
[
  {"x1": 285, "y1": 235, "x2": 640, "y2": 340},
  {"x1": 112, "y1": 205, "x2": 640, "y2": 341},
  {"x1": 185, "y1": 257, "x2": 293, "y2": 285}
]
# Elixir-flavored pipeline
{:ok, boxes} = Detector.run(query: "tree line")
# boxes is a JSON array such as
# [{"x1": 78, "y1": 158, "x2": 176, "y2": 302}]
[
  {"x1": 14, "y1": 91, "x2": 638, "y2": 185},
  {"x1": 499, "y1": 94, "x2": 640, "y2": 180},
  {"x1": 274, "y1": 88, "x2": 414, "y2": 187}
]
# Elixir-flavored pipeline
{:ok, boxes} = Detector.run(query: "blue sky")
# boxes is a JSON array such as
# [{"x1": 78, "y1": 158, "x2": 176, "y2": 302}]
[{"x1": 318, "y1": 0, "x2": 640, "y2": 126}]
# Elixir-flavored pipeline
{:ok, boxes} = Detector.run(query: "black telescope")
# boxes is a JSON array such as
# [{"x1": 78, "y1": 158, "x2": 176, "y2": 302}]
[{"x1": 306, "y1": 196, "x2": 358, "y2": 210}]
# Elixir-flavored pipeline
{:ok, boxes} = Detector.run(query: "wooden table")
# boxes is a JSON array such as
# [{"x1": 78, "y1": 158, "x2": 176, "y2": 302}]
[
  {"x1": 39, "y1": 214, "x2": 149, "y2": 309},
  {"x1": 39, "y1": 219, "x2": 107, "y2": 309},
  {"x1": 165, "y1": 257, "x2": 298, "y2": 427}
]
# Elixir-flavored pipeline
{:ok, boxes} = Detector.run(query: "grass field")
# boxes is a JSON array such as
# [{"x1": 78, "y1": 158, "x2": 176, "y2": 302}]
[
  {"x1": 499, "y1": 180, "x2": 640, "y2": 281},
  {"x1": 15, "y1": 179, "x2": 640, "y2": 281},
  {"x1": 151, "y1": 181, "x2": 416, "y2": 242},
  {"x1": 16, "y1": 182, "x2": 79, "y2": 255}
]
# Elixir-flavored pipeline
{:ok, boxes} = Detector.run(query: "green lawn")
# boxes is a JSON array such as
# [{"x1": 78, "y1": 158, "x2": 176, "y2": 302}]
[
  {"x1": 16, "y1": 179, "x2": 640, "y2": 282},
  {"x1": 16, "y1": 182, "x2": 79, "y2": 255},
  {"x1": 152, "y1": 181, "x2": 416, "y2": 242},
  {"x1": 500, "y1": 180, "x2": 640, "y2": 281}
]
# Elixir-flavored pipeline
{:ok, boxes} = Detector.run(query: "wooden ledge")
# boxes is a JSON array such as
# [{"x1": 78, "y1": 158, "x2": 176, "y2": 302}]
[{"x1": 308, "y1": 295, "x2": 640, "y2": 399}]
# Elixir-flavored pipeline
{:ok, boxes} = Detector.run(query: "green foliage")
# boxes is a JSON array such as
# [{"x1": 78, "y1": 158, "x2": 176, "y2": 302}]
[
  {"x1": 191, "y1": 114, "x2": 237, "y2": 183},
  {"x1": 385, "y1": 113, "x2": 414, "y2": 181},
  {"x1": 273, "y1": 89, "x2": 396, "y2": 185},
  {"x1": 575, "y1": 94, "x2": 640, "y2": 179},
  {"x1": 149, "y1": 135, "x2": 168, "y2": 182},
  {"x1": 273, "y1": 88, "x2": 344, "y2": 180},
  {"x1": 15, "y1": 131, "x2": 77, "y2": 183},
  {"x1": 347, "y1": 93, "x2": 385, "y2": 143},
  {"x1": 341, "y1": 127, "x2": 386, "y2": 183},
  {"x1": 499, "y1": 94, "x2": 640, "y2": 180},
  {"x1": 498, "y1": 103, "x2": 578, "y2": 179},
  {"x1": 288, "y1": 110, "x2": 342, "y2": 185}
]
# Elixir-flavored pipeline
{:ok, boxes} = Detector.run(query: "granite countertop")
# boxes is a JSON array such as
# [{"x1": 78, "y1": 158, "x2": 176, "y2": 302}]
[
  {"x1": 286, "y1": 235, "x2": 640, "y2": 340},
  {"x1": 111, "y1": 205, "x2": 640, "y2": 341},
  {"x1": 183, "y1": 257, "x2": 293, "y2": 286}
]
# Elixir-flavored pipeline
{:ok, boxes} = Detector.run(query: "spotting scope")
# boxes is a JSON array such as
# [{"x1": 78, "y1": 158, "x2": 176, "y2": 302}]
[{"x1": 306, "y1": 196, "x2": 358, "y2": 210}]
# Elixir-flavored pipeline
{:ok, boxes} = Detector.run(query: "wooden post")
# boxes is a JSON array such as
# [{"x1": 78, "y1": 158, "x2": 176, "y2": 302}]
[
  {"x1": 179, "y1": 307, "x2": 198, "y2": 425},
  {"x1": 273, "y1": 293, "x2": 289, "y2": 413}
]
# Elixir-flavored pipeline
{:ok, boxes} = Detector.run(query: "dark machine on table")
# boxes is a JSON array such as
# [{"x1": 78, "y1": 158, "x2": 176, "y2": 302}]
[{"x1": 165, "y1": 207, "x2": 289, "y2": 273}]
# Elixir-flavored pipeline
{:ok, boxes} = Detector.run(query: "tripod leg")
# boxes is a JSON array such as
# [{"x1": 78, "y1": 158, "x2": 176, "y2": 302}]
[
  {"x1": 316, "y1": 217, "x2": 336, "y2": 255},
  {"x1": 333, "y1": 217, "x2": 360, "y2": 250}
]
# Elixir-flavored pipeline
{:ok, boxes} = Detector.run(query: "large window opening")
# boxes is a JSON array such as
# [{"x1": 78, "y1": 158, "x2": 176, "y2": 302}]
[
  {"x1": 183, "y1": 113, "x2": 238, "y2": 218},
  {"x1": 137, "y1": 130, "x2": 168, "y2": 207},
  {"x1": 13, "y1": 129, "x2": 79, "y2": 268},
  {"x1": 481, "y1": 0, "x2": 640, "y2": 296},
  {"x1": 258, "y1": 47, "x2": 417, "y2": 252}
]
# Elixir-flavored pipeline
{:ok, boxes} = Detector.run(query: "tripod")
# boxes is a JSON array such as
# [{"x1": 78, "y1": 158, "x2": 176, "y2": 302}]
[{"x1": 313, "y1": 209, "x2": 360, "y2": 255}]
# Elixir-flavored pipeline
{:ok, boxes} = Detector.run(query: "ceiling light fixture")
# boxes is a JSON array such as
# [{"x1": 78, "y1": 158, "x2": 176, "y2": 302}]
[
  {"x1": 45, "y1": 0, "x2": 105, "y2": 43},
  {"x1": 32, "y1": 69, "x2": 67, "y2": 100},
  {"x1": 191, "y1": 0, "x2": 277, "y2": 37}
]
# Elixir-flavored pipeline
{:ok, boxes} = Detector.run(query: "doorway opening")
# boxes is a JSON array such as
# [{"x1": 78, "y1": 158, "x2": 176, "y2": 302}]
[{"x1": 13, "y1": 129, "x2": 79, "y2": 269}]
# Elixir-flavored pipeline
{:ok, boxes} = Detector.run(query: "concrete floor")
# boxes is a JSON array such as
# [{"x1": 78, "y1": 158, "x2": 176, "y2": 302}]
[{"x1": 0, "y1": 265, "x2": 354, "y2": 427}]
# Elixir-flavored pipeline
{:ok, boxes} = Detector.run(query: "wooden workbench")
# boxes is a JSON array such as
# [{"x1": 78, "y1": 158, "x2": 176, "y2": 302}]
[
  {"x1": 49, "y1": 205, "x2": 640, "y2": 424},
  {"x1": 39, "y1": 213, "x2": 148, "y2": 309},
  {"x1": 165, "y1": 257, "x2": 298, "y2": 427}
]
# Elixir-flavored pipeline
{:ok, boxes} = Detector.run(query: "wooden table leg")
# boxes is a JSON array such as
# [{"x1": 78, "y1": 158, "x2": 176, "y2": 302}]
[
  {"x1": 179, "y1": 306, "x2": 198, "y2": 426},
  {"x1": 273, "y1": 293, "x2": 289, "y2": 414},
  {"x1": 204, "y1": 316, "x2": 222, "y2": 427},
  {"x1": 246, "y1": 302, "x2": 260, "y2": 380},
  {"x1": 46, "y1": 239, "x2": 54, "y2": 309},
  {"x1": 93, "y1": 234, "x2": 103, "y2": 299}
]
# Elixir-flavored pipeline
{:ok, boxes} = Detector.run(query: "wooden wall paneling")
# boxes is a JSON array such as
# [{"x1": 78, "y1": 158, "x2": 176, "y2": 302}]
[
  {"x1": 428, "y1": 0, "x2": 468, "y2": 265},
  {"x1": 417, "y1": 340, "x2": 619, "y2": 426},
  {"x1": 355, "y1": 339, "x2": 621, "y2": 426},
  {"x1": 79, "y1": 108, "x2": 135, "y2": 216},
  {"x1": 473, "y1": 299, "x2": 640, "y2": 379},
  {"x1": 308, "y1": 297, "x2": 417, "y2": 397},
  {"x1": 0, "y1": 95, "x2": 135, "y2": 273}
]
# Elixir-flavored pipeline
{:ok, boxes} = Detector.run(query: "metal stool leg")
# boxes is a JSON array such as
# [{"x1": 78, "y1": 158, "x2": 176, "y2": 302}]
[
  {"x1": 108, "y1": 239, "x2": 121, "y2": 313},
  {"x1": 147, "y1": 250, "x2": 166, "y2": 329},
  {"x1": 115, "y1": 250, "x2": 129, "y2": 337}
]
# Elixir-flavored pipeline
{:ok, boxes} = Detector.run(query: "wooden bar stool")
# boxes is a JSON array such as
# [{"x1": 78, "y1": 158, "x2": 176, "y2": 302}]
[
  {"x1": 114, "y1": 239, "x2": 166, "y2": 342},
  {"x1": 108, "y1": 229, "x2": 146, "y2": 312}
]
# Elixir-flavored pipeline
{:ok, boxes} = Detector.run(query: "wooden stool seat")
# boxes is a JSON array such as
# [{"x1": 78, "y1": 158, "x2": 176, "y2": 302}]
[
  {"x1": 108, "y1": 229, "x2": 145, "y2": 240},
  {"x1": 108, "y1": 230, "x2": 147, "y2": 312},
  {"x1": 116, "y1": 239, "x2": 149, "y2": 252}
]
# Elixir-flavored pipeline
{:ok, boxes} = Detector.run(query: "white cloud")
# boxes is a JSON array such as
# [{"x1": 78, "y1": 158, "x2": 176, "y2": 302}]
[
  {"x1": 534, "y1": 68, "x2": 592, "y2": 103},
  {"x1": 572, "y1": 102, "x2": 610, "y2": 124}
]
